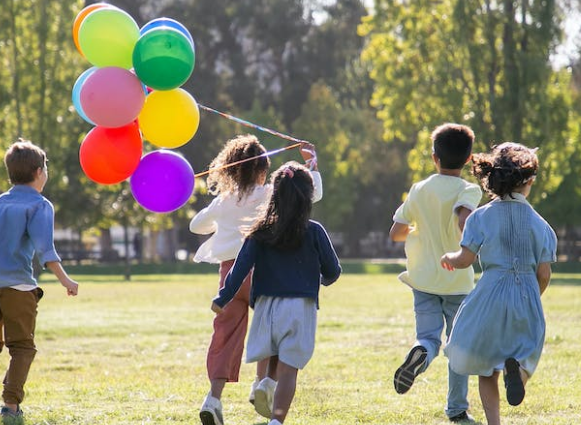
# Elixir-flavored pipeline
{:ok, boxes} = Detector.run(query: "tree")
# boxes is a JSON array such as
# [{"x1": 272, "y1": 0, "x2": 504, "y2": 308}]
[{"x1": 360, "y1": 0, "x2": 576, "y2": 209}]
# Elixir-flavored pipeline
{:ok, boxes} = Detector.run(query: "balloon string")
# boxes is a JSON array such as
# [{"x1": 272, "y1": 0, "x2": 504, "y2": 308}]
[
  {"x1": 194, "y1": 143, "x2": 302, "y2": 178},
  {"x1": 194, "y1": 103, "x2": 315, "y2": 178},
  {"x1": 197, "y1": 103, "x2": 312, "y2": 145}
]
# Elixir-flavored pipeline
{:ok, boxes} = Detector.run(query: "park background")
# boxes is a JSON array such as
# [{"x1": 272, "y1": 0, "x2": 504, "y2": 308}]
[
  {"x1": 0, "y1": 0, "x2": 581, "y2": 425},
  {"x1": 1, "y1": 1, "x2": 581, "y2": 424},
  {"x1": 3, "y1": 0, "x2": 581, "y2": 267}
]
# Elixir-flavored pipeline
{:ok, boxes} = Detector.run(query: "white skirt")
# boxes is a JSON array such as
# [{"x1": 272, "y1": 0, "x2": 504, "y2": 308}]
[{"x1": 246, "y1": 296, "x2": 317, "y2": 369}]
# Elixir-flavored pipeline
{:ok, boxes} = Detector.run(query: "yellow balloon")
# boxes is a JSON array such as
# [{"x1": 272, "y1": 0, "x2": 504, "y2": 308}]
[{"x1": 138, "y1": 89, "x2": 200, "y2": 148}]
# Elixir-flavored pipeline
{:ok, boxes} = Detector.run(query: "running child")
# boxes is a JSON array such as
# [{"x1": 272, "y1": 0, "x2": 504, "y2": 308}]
[
  {"x1": 0, "y1": 139, "x2": 79, "y2": 425},
  {"x1": 441, "y1": 142, "x2": 557, "y2": 425},
  {"x1": 190, "y1": 135, "x2": 321, "y2": 425},
  {"x1": 211, "y1": 161, "x2": 341, "y2": 425},
  {"x1": 389, "y1": 123, "x2": 482, "y2": 422}
]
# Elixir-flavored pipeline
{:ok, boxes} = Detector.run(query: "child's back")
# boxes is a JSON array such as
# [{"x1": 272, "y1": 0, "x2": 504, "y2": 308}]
[
  {"x1": 389, "y1": 123, "x2": 481, "y2": 423},
  {"x1": 212, "y1": 162, "x2": 340, "y2": 425},
  {"x1": 397, "y1": 174, "x2": 481, "y2": 295}
]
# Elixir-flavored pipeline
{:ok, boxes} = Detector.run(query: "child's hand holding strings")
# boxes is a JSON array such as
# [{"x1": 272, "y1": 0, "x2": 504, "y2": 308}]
[{"x1": 300, "y1": 142, "x2": 318, "y2": 171}]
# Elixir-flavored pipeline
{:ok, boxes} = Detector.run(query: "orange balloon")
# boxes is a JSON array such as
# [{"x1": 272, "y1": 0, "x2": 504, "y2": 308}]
[{"x1": 72, "y1": 3, "x2": 114, "y2": 57}]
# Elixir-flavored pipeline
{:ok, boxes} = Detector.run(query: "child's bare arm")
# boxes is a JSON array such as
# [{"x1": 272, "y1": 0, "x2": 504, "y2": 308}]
[
  {"x1": 456, "y1": 206, "x2": 472, "y2": 232},
  {"x1": 46, "y1": 261, "x2": 79, "y2": 296},
  {"x1": 536, "y1": 262, "x2": 551, "y2": 295},
  {"x1": 389, "y1": 222, "x2": 410, "y2": 242},
  {"x1": 441, "y1": 246, "x2": 477, "y2": 270}
]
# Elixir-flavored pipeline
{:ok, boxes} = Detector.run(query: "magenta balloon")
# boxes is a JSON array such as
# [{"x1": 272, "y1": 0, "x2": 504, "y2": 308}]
[
  {"x1": 80, "y1": 67, "x2": 145, "y2": 128},
  {"x1": 130, "y1": 150, "x2": 194, "y2": 213}
]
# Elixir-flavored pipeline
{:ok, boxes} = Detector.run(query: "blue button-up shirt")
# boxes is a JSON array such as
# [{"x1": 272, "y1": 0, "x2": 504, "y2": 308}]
[{"x1": 0, "y1": 185, "x2": 60, "y2": 287}]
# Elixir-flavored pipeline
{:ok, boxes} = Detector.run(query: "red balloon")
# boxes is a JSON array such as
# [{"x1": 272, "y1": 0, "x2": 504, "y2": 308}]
[{"x1": 79, "y1": 122, "x2": 143, "y2": 184}]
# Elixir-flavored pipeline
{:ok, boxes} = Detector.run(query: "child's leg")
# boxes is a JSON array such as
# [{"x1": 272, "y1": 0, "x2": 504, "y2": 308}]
[
  {"x1": 249, "y1": 358, "x2": 270, "y2": 404},
  {"x1": 442, "y1": 295, "x2": 470, "y2": 418},
  {"x1": 0, "y1": 288, "x2": 39, "y2": 409},
  {"x1": 271, "y1": 360, "x2": 298, "y2": 424},
  {"x1": 412, "y1": 290, "x2": 445, "y2": 368},
  {"x1": 206, "y1": 261, "x2": 252, "y2": 398},
  {"x1": 253, "y1": 356, "x2": 279, "y2": 418},
  {"x1": 394, "y1": 290, "x2": 440, "y2": 394},
  {"x1": 479, "y1": 372, "x2": 500, "y2": 425},
  {"x1": 257, "y1": 358, "x2": 269, "y2": 380},
  {"x1": 267, "y1": 356, "x2": 278, "y2": 380}
]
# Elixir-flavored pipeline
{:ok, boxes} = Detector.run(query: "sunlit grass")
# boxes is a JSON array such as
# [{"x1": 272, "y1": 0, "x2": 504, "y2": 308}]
[{"x1": 2, "y1": 273, "x2": 579, "y2": 424}]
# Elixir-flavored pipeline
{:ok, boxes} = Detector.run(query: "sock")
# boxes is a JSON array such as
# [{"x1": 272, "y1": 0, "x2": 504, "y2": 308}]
[{"x1": 268, "y1": 420, "x2": 282, "y2": 425}]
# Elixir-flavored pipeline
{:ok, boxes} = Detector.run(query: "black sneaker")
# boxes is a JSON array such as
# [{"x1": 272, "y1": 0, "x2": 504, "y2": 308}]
[
  {"x1": 1, "y1": 406, "x2": 24, "y2": 425},
  {"x1": 393, "y1": 345, "x2": 428, "y2": 394},
  {"x1": 504, "y1": 357, "x2": 525, "y2": 406},
  {"x1": 449, "y1": 411, "x2": 476, "y2": 423}
]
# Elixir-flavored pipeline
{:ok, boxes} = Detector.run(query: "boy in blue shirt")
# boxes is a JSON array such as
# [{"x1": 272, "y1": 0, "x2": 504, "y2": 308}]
[{"x1": 0, "y1": 139, "x2": 78, "y2": 425}]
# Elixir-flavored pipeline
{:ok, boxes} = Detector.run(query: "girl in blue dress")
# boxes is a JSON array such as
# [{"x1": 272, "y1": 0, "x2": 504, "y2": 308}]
[{"x1": 440, "y1": 142, "x2": 557, "y2": 425}]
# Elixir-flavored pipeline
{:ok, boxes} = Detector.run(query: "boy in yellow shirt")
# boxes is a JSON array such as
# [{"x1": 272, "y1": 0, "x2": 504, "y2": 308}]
[{"x1": 389, "y1": 123, "x2": 482, "y2": 423}]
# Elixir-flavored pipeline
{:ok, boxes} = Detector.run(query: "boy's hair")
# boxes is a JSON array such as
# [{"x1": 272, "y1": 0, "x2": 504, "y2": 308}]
[
  {"x1": 431, "y1": 123, "x2": 475, "y2": 169},
  {"x1": 207, "y1": 134, "x2": 270, "y2": 201},
  {"x1": 471, "y1": 142, "x2": 538, "y2": 199},
  {"x1": 4, "y1": 138, "x2": 47, "y2": 184},
  {"x1": 248, "y1": 161, "x2": 314, "y2": 250}
]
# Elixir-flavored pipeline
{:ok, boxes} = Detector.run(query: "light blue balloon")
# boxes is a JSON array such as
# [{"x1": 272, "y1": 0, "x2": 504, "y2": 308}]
[
  {"x1": 72, "y1": 67, "x2": 97, "y2": 125},
  {"x1": 140, "y1": 17, "x2": 195, "y2": 48}
]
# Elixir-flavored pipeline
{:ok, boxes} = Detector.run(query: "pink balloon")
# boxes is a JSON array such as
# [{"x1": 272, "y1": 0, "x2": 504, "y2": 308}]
[{"x1": 80, "y1": 67, "x2": 145, "y2": 128}]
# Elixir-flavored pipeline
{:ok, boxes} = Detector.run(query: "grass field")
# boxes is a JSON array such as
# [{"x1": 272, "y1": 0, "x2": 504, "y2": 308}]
[{"x1": 2, "y1": 272, "x2": 580, "y2": 424}]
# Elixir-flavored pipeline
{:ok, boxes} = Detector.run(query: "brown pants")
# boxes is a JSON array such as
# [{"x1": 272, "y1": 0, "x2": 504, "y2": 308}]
[
  {"x1": 206, "y1": 260, "x2": 252, "y2": 382},
  {"x1": 0, "y1": 287, "x2": 42, "y2": 405}
]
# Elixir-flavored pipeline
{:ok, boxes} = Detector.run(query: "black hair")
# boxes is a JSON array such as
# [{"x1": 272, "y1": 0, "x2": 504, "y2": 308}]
[
  {"x1": 431, "y1": 123, "x2": 475, "y2": 169},
  {"x1": 248, "y1": 161, "x2": 314, "y2": 250},
  {"x1": 471, "y1": 142, "x2": 539, "y2": 199}
]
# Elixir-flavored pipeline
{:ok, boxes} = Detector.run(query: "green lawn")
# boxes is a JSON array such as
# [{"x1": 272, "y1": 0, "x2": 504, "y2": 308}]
[{"x1": 2, "y1": 273, "x2": 580, "y2": 424}]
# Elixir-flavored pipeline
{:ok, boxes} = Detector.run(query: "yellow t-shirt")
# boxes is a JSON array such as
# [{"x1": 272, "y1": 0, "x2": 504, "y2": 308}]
[{"x1": 393, "y1": 174, "x2": 482, "y2": 295}]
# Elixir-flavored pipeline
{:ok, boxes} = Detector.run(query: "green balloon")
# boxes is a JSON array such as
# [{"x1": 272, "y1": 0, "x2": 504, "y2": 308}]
[
  {"x1": 133, "y1": 27, "x2": 195, "y2": 91},
  {"x1": 79, "y1": 8, "x2": 140, "y2": 69}
]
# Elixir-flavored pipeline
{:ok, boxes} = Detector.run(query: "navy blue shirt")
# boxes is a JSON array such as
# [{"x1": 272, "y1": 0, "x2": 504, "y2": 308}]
[
  {"x1": 214, "y1": 220, "x2": 341, "y2": 309},
  {"x1": 0, "y1": 185, "x2": 60, "y2": 287}
]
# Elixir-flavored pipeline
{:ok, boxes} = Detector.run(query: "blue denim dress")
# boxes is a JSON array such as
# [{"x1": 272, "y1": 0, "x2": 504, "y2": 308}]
[{"x1": 444, "y1": 193, "x2": 557, "y2": 377}]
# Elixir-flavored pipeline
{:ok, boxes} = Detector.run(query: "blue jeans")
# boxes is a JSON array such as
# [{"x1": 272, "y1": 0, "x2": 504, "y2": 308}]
[{"x1": 412, "y1": 289, "x2": 469, "y2": 418}]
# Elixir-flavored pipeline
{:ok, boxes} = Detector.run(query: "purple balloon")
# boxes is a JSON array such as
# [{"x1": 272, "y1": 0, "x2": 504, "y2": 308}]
[{"x1": 130, "y1": 150, "x2": 194, "y2": 213}]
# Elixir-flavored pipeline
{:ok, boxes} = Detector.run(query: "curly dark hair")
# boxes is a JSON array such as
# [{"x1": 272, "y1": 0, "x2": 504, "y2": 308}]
[
  {"x1": 206, "y1": 134, "x2": 270, "y2": 201},
  {"x1": 248, "y1": 161, "x2": 314, "y2": 250},
  {"x1": 472, "y1": 142, "x2": 539, "y2": 199}
]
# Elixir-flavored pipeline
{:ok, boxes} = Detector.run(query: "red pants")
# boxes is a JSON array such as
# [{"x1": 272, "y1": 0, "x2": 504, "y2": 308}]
[{"x1": 206, "y1": 260, "x2": 252, "y2": 382}]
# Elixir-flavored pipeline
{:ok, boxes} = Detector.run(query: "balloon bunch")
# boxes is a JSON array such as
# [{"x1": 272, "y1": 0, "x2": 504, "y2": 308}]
[{"x1": 72, "y1": 3, "x2": 198, "y2": 213}]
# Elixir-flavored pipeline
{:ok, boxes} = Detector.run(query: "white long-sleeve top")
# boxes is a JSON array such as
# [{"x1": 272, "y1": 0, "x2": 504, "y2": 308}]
[{"x1": 189, "y1": 171, "x2": 322, "y2": 263}]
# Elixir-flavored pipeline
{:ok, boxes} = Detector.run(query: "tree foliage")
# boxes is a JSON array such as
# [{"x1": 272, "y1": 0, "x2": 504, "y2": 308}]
[
  {"x1": 360, "y1": 0, "x2": 580, "y2": 215},
  {"x1": 5, "y1": 0, "x2": 581, "y2": 258}
]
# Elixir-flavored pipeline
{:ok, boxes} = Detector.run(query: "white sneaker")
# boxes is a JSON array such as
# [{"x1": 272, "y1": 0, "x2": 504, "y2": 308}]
[
  {"x1": 268, "y1": 420, "x2": 283, "y2": 425},
  {"x1": 249, "y1": 376, "x2": 260, "y2": 405},
  {"x1": 199, "y1": 392, "x2": 224, "y2": 425},
  {"x1": 254, "y1": 377, "x2": 277, "y2": 418}
]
